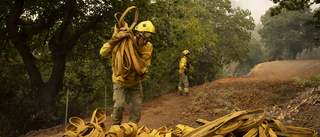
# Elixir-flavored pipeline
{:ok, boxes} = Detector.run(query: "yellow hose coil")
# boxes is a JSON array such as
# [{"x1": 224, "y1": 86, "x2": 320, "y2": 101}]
[
  {"x1": 111, "y1": 6, "x2": 147, "y2": 79},
  {"x1": 63, "y1": 108, "x2": 107, "y2": 137},
  {"x1": 63, "y1": 108, "x2": 317, "y2": 137}
]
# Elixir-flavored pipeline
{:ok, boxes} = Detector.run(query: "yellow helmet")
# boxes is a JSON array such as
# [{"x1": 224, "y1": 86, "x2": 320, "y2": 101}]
[
  {"x1": 135, "y1": 21, "x2": 155, "y2": 41},
  {"x1": 182, "y1": 50, "x2": 190, "y2": 55}
]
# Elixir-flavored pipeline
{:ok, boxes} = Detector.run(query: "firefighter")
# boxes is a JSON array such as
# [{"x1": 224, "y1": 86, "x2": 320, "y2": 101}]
[
  {"x1": 100, "y1": 21, "x2": 155, "y2": 125},
  {"x1": 178, "y1": 50, "x2": 190, "y2": 96}
]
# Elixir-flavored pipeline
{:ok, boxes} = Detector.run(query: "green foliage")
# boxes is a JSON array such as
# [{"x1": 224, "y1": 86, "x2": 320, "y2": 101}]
[
  {"x1": 296, "y1": 47, "x2": 320, "y2": 59},
  {"x1": 259, "y1": 8, "x2": 320, "y2": 60},
  {"x1": 293, "y1": 74, "x2": 320, "y2": 92},
  {"x1": 270, "y1": 0, "x2": 320, "y2": 40},
  {"x1": 148, "y1": 0, "x2": 254, "y2": 89},
  {"x1": 233, "y1": 36, "x2": 267, "y2": 76},
  {"x1": 0, "y1": 42, "x2": 39, "y2": 136}
]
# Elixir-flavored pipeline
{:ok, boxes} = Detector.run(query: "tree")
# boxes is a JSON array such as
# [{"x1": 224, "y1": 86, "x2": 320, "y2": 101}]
[
  {"x1": 143, "y1": 0, "x2": 254, "y2": 91},
  {"x1": 2, "y1": 0, "x2": 109, "y2": 111},
  {"x1": 259, "y1": 9, "x2": 319, "y2": 60},
  {"x1": 191, "y1": 0, "x2": 255, "y2": 84},
  {"x1": 270, "y1": 0, "x2": 320, "y2": 39},
  {"x1": 233, "y1": 36, "x2": 267, "y2": 76}
]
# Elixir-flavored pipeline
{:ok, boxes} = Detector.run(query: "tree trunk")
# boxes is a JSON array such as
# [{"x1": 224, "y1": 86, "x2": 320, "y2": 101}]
[
  {"x1": 3, "y1": 0, "x2": 72, "y2": 110},
  {"x1": 39, "y1": 53, "x2": 67, "y2": 110},
  {"x1": 4, "y1": 0, "x2": 104, "y2": 111}
]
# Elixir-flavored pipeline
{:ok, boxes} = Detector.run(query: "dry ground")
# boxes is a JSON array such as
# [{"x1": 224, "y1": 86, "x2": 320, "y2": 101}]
[{"x1": 21, "y1": 58, "x2": 320, "y2": 137}]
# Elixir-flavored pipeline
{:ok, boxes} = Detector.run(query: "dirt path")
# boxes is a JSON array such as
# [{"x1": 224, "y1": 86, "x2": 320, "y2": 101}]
[{"x1": 21, "y1": 58, "x2": 320, "y2": 137}]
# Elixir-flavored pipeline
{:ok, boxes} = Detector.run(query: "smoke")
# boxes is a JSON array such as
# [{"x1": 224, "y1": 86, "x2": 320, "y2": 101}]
[{"x1": 230, "y1": 0, "x2": 276, "y2": 24}]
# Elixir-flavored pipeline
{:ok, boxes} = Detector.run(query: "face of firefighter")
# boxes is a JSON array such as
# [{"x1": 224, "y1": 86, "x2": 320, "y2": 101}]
[{"x1": 136, "y1": 31, "x2": 149, "y2": 47}]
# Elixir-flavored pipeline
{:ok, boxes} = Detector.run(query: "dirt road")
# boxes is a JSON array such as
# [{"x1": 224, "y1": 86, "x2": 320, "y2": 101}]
[{"x1": 21, "y1": 58, "x2": 320, "y2": 136}]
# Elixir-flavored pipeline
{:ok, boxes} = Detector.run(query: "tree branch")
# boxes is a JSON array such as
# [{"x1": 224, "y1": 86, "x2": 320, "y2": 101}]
[
  {"x1": 5, "y1": 0, "x2": 44, "y2": 86},
  {"x1": 5, "y1": 0, "x2": 24, "y2": 43},
  {"x1": 67, "y1": 13, "x2": 107, "y2": 51},
  {"x1": 29, "y1": 15, "x2": 62, "y2": 36},
  {"x1": 49, "y1": 0, "x2": 75, "y2": 52}
]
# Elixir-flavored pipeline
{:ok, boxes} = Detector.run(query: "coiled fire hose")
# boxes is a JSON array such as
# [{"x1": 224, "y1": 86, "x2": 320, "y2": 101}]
[
  {"x1": 111, "y1": 6, "x2": 147, "y2": 79},
  {"x1": 64, "y1": 108, "x2": 317, "y2": 137}
]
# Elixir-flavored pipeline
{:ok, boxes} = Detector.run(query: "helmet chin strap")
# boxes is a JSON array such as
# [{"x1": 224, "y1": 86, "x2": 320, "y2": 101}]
[{"x1": 136, "y1": 34, "x2": 141, "y2": 47}]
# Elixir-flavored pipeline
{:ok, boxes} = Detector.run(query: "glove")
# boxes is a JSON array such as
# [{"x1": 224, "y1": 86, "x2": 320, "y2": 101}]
[{"x1": 108, "y1": 29, "x2": 131, "y2": 47}]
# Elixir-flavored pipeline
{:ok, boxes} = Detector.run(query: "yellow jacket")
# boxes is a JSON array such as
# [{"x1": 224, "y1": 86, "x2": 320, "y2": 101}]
[
  {"x1": 179, "y1": 56, "x2": 188, "y2": 73},
  {"x1": 100, "y1": 37, "x2": 153, "y2": 86}
]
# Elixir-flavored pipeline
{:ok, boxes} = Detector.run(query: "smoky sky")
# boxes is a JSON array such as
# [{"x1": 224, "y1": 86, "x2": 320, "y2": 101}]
[
  {"x1": 231, "y1": 0, "x2": 320, "y2": 24},
  {"x1": 230, "y1": 0, "x2": 276, "y2": 24}
]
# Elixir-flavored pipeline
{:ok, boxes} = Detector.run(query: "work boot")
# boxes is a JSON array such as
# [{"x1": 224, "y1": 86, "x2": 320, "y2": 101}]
[
  {"x1": 185, "y1": 92, "x2": 189, "y2": 96},
  {"x1": 179, "y1": 91, "x2": 183, "y2": 96}
]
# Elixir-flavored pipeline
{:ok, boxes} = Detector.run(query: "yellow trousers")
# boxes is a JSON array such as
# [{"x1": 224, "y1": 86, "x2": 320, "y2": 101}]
[{"x1": 178, "y1": 72, "x2": 189, "y2": 92}]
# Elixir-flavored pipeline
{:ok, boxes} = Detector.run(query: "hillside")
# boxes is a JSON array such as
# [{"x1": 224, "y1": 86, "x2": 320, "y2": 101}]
[{"x1": 20, "y1": 58, "x2": 320, "y2": 137}]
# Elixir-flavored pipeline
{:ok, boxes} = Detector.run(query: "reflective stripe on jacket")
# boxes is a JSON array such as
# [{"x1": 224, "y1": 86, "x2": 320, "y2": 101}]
[{"x1": 179, "y1": 56, "x2": 188, "y2": 73}]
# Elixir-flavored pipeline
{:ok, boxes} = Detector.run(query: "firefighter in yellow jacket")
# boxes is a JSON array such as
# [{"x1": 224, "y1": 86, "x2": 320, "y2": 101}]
[
  {"x1": 100, "y1": 21, "x2": 155, "y2": 125},
  {"x1": 178, "y1": 50, "x2": 190, "y2": 96}
]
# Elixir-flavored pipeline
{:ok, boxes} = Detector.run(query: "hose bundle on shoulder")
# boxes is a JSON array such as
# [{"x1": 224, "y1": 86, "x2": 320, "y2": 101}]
[{"x1": 111, "y1": 6, "x2": 147, "y2": 79}]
